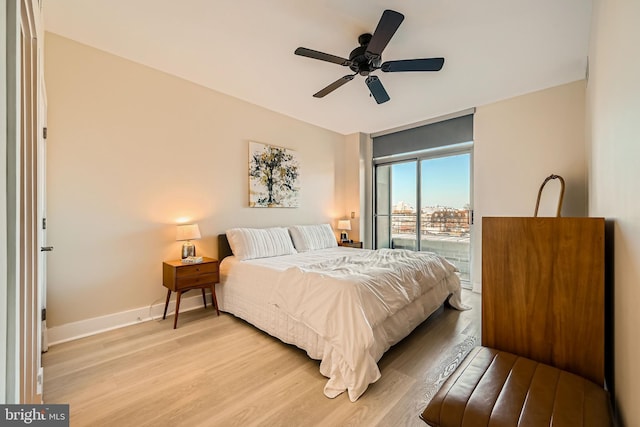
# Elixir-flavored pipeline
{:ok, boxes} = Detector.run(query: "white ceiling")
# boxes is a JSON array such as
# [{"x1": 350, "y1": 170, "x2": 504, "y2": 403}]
[{"x1": 43, "y1": 0, "x2": 593, "y2": 135}]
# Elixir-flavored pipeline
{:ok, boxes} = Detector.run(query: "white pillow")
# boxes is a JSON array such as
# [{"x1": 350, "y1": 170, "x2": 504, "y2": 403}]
[
  {"x1": 288, "y1": 224, "x2": 338, "y2": 252},
  {"x1": 225, "y1": 227, "x2": 297, "y2": 261}
]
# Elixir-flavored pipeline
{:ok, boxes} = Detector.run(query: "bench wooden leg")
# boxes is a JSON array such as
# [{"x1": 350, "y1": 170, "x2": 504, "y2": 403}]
[{"x1": 201, "y1": 288, "x2": 207, "y2": 308}]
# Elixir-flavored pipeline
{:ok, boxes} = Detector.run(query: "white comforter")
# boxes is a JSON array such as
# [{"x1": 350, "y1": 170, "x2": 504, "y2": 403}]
[{"x1": 269, "y1": 248, "x2": 465, "y2": 401}]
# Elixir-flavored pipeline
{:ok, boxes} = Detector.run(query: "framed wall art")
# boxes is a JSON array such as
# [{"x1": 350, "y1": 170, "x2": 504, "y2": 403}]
[{"x1": 249, "y1": 141, "x2": 300, "y2": 208}]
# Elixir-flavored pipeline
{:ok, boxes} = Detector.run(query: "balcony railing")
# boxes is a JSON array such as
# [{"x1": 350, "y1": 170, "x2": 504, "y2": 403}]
[{"x1": 390, "y1": 211, "x2": 471, "y2": 285}]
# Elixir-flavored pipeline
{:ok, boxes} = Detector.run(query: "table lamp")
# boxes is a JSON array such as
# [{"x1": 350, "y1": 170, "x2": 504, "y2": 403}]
[
  {"x1": 337, "y1": 219, "x2": 351, "y2": 242},
  {"x1": 176, "y1": 223, "x2": 201, "y2": 259}
]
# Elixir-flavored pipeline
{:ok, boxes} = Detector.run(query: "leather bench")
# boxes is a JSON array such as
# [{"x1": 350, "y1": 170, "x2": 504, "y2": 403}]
[{"x1": 420, "y1": 346, "x2": 612, "y2": 427}]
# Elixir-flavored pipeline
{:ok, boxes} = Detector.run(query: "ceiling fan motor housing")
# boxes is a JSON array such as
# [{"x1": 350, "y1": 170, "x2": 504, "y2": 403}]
[{"x1": 349, "y1": 33, "x2": 381, "y2": 76}]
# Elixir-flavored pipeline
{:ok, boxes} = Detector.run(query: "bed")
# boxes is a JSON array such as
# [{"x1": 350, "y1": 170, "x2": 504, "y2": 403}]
[{"x1": 216, "y1": 224, "x2": 468, "y2": 402}]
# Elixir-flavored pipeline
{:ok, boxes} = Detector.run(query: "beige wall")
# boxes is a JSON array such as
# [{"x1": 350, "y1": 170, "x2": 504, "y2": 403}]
[
  {"x1": 587, "y1": 0, "x2": 640, "y2": 425},
  {"x1": 45, "y1": 33, "x2": 346, "y2": 327},
  {"x1": 44, "y1": 31, "x2": 590, "y2": 332},
  {"x1": 339, "y1": 133, "x2": 367, "y2": 242},
  {"x1": 472, "y1": 80, "x2": 587, "y2": 290}
]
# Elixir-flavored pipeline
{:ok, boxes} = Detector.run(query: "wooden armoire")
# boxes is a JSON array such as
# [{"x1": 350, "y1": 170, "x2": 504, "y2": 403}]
[{"x1": 482, "y1": 217, "x2": 606, "y2": 386}]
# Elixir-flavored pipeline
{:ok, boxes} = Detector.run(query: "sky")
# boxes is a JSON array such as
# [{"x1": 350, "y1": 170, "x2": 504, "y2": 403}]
[{"x1": 391, "y1": 153, "x2": 470, "y2": 210}]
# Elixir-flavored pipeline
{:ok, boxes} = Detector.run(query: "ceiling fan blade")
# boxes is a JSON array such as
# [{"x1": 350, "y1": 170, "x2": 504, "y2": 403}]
[
  {"x1": 365, "y1": 75, "x2": 390, "y2": 104},
  {"x1": 381, "y1": 58, "x2": 445, "y2": 72},
  {"x1": 295, "y1": 47, "x2": 351, "y2": 66},
  {"x1": 365, "y1": 10, "x2": 404, "y2": 59},
  {"x1": 313, "y1": 75, "x2": 355, "y2": 98}
]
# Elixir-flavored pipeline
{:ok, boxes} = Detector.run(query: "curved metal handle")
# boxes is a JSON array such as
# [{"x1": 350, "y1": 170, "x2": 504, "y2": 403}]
[
  {"x1": 40, "y1": 246, "x2": 54, "y2": 252},
  {"x1": 534, "y1": 174, "x2": 565, "y2": 217}
]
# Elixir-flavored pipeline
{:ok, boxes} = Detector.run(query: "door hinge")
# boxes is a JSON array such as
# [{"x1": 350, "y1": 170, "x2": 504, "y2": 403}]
[
  {"x1": 43, "y1": 127, "x2": 47, "y2": 139},
  {"x1": 42, "y1": 218, "x2": 47, "y2": 230},
  {"x1": 37, "y1": 368, "x2": 43, "y2": 395},
  {"x1": 42, "y1": 308, "x2": 46, "y2": 321}
]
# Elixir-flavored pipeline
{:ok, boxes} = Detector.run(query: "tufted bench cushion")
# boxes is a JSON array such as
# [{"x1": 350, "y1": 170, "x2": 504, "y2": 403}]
[{"x1": 421, "y1": 346, "x2": 612, "y2": 427}]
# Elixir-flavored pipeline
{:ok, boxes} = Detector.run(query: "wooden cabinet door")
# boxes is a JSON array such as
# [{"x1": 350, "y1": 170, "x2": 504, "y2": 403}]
[{"x1": 482, "y1": 217, "x2": 605, "y2": 386}]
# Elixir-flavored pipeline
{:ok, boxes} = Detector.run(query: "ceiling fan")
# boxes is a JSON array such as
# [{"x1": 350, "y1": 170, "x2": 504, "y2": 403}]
[{"x1": 294, "y1": 9, "x2": 445, "y2": 104}]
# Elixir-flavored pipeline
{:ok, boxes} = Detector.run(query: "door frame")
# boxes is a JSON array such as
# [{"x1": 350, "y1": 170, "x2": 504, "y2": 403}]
[
  {"x1": 2, "y1": 0, "x2": 44, "y2": 404},
  {"x1": 1, "y1": 0, "x2": 14, "y2": 404}
]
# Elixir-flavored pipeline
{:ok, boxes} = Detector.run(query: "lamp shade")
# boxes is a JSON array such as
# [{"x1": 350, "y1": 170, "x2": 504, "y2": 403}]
[
  {"x1": 176, "y1": 223, "x2": 201, "y2": 241},
  {"x1": 337, "y1": 220, "x2": 351, "y2": 231}
]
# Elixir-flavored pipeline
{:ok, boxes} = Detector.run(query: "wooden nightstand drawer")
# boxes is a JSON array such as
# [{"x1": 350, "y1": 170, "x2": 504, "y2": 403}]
[
  {"x1": 175, "y1": 262, "x2": 218, "y2": 278},
  {"x1": 176, "y1": 272, "x2": 219, "y2": 290},
  {"x1": 339, "y1": 241, "x2": 363, "y2": 248},
  {"x1": 162, "y1": 257, "x2": 219, "y2": 292}
]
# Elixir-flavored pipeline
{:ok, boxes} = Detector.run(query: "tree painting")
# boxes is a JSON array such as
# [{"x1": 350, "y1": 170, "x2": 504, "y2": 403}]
[{"x1": 249, "y1": 142, "x2": 300, "y2": 207}]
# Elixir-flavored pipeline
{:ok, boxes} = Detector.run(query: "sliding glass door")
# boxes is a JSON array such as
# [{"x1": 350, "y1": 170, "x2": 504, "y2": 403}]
[
  {"x1": 374, "y1": 148, "x2": 472, "y2": 286},
  {"x1": 375, "y1": 161, "x2": 417, "y2": 250},
  {"x1": 420, "y1": 153, "x2": 471, "y2": 283}
]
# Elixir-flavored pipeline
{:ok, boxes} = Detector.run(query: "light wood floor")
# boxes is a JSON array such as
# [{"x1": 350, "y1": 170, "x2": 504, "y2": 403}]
[{"x1": 43, "y1": 290, "x2": 480, "y2": 427}]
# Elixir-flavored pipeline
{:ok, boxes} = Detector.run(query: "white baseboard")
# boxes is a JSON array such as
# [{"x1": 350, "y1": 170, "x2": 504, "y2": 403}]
[
  {"x1": 47, "y1": 293, "x2": 211, "y2": 346},
  {"x1": 472, "y1": 280, "x2": 482, "y2": 293}
]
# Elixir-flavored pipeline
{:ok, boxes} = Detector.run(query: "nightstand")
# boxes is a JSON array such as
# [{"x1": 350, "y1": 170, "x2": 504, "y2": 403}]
[
  {"x1": 162, "y1": 257, "x2": 219, "y2": 329},
  {"x1": 339, "y1": 241, "x2": 363, "y2": 248}
]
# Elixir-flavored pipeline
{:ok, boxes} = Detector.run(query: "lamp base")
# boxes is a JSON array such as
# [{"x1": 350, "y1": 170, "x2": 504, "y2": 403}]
[
  {"x1": 181, "y1": 241, "x2": 196, "y2": 259},
  {"x1": 340, "y1": 231, "x2": 349, "y2": 242}
]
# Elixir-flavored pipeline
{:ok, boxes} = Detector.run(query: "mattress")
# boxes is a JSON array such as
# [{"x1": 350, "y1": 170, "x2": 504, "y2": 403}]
[{"x1": 217, "y1": 247, "x2": 466, "y2": 401}]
